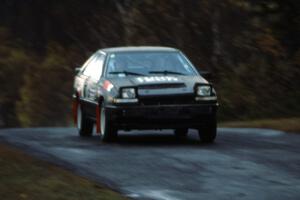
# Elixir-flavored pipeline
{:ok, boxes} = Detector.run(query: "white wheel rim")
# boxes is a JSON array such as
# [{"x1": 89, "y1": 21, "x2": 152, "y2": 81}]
[
  {"x1": 100, "y1": 107, "x2": 106, "y2": 135},
  {"x1": 77, "y1": 105, "x2": 82, "y2": 130}
]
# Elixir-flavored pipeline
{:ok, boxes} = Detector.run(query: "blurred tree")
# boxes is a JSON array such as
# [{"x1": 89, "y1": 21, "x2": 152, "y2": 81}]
[
  {"x1": 17, "y1": 43, "x2": 72, "y2": 127},
  {"x1": 0, "y1": 0, "x2": 299, "y2": 127},
  {"x1": 0, "y1": 27, "x2": 35, "y2": 127}
]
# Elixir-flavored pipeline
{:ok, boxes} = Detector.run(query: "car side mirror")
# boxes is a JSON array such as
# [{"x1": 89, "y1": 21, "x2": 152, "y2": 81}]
[
  {"x1": 75, "y1": 67, "x2": 81, "y2": 74},
  {"x1": 199, "y1": 70, "x2": 213, "y2": 80}
]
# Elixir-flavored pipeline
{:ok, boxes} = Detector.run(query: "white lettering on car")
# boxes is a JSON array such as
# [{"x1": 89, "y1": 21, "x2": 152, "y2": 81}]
[
  {"x1": 136, "y1": 76, "x2": 179, "y2": 83},
  {"x1": 145, "y1": 77, "x2": 155, "y2": 82},
  {"x1": 136, "y1": 77, "x2": 144, "y2": 83},
  {"x1": 166, "y1": 76, "x2": 178, "y2": 81}
]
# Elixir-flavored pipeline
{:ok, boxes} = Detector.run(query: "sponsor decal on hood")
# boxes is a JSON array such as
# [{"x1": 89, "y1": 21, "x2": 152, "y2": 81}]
[{"x1": 136, "y1": 76, "x2": 179, "y2": 83}]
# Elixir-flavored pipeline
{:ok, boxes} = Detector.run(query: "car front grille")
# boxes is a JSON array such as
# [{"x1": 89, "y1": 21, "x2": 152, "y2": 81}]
[{"x1": 139, "y1": 95, "x2": 195, "y2": 105}]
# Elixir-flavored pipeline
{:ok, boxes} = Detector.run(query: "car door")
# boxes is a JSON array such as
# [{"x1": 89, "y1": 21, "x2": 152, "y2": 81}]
[{"x1": 82, "y1": 53, "x2": 105, "y2": 118}]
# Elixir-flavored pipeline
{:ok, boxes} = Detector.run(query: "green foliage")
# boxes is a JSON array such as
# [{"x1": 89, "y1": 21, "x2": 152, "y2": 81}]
[
  {"x1": 17, "y1": 43, "x2": 72, "y2": 127},
  {"x1": 0, "y1": 27, "x2": 35, "y2": 127}
]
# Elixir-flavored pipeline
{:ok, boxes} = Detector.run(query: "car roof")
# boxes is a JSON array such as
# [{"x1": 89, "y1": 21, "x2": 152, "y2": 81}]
[{"x1": 99, "y1": 46, "x2": 179, "y2": 54}]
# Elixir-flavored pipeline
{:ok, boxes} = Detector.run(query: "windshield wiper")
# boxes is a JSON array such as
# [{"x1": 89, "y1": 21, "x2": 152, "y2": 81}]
[
  {"x1": 109, "y1": 71, "x2": 145, "y2": 76},
  {"x1": 149, "y1": 70, "x2": 185, "y2": 75}
]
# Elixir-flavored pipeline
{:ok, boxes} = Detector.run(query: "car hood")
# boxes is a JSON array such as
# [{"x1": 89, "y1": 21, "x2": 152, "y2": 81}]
[{"x1": 107, "y1": 75, "x2": 208, "y2": 96}]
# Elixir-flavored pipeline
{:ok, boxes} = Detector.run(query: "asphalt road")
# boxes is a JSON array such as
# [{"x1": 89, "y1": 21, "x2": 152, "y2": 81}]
[{"x1": 0, "y1": 128, "x2": 300, "y2": 200}]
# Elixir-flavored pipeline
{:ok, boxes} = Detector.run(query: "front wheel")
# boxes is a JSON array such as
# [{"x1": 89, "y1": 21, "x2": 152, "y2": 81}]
[
  {"x1": 100, "y1": 103, "x2": 118, "y2": 142},
  {"x1": 198, "y1": 117, "x2": 217, "y2": 143},
  {"x1": 77, "y1": 104, "x2": 93, "y2": 137}
]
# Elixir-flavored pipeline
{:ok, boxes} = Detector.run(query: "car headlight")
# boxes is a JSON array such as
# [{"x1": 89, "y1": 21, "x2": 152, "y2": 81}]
[
  {"x1": 196, "y1": 85, "x2": 212, "y2": 96},
  {"x1": 121, "y1": 88, "x2": 136, "y2": 99}
]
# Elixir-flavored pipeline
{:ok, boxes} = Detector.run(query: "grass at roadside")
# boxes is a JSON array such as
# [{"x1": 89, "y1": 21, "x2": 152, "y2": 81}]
[
  {"x1": 0, "y1": 144, "x2": 128, "y2": 200},
  {"x1": 220, "y1": 118, "x2": 300, "y2": 133}
]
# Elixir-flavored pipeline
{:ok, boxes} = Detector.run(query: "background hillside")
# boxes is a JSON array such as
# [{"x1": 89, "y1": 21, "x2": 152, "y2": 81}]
[{"x1": 0, "y1": 0, "x2": 299, "y2": 127}]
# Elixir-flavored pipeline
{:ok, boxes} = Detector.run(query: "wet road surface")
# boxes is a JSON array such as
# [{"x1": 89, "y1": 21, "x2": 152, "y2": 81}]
[{"x1": 0, "y1": 128, "x2": 300, "y2": 200}]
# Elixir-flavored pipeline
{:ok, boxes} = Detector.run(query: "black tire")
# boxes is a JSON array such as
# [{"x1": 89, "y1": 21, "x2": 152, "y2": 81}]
[
  {"x1": 100, "y1": 102, "x2": 118, "y2": 142},
  {"x1": 198, "y1": 117, "x2": 217, "y2": 143},
  {"x1": 174, "y1": 128, "x2": 188, "y2": 139},
  {"x1": 77, "y1": 104, "x2": 93, "y2": 137}
]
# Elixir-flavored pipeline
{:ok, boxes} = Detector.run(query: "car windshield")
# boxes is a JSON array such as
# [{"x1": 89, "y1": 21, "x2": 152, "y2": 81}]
[{"x1": 106, "y1": 51, "x2": 197, "y2": 77}]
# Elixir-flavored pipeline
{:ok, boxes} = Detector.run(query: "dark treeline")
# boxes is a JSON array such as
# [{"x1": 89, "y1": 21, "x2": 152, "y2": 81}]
[{"x1": 0, "y1": 0, "x2": 299, "y2": 127}]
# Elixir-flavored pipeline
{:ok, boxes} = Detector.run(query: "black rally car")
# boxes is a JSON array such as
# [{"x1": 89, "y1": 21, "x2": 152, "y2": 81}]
[{"x1": 73, "y1": 47, "x2": 218, "y2": 142}]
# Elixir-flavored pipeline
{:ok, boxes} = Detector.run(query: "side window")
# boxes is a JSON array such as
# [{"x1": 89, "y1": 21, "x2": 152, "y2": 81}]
[
  {"x1": 82, "y1": 54, "x2": 105, "y2": 80},
  {"x1": 91, "y1": 54, "x2": 105, "y2": 80},
  {"x1": 80, "y1": 54, "x2": 95, "y2": 72}
]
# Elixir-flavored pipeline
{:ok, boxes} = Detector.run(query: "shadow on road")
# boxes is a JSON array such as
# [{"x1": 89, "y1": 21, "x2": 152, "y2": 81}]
[
  {"x1": 76, "y1": 130, "x2": 218, "y2": 147},
  {"x1": 116, "y1": 133, "x2": 202, "y2": 146}
]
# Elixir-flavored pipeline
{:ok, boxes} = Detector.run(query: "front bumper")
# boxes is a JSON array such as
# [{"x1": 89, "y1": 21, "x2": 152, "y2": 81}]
[{"x1": 106, "y1": 103, "x2": 218, "y2": 130}]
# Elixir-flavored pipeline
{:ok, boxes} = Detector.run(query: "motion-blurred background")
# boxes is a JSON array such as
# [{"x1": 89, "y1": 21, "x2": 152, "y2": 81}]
[{"x1": 0, "y1": 0, "x2": 299, "y2": 128}]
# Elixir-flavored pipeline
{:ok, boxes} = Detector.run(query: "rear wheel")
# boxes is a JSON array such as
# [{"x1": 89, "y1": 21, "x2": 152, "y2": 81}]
[
  {"x1": 174, "y1": 128, "x2": 188, "y2": 139},
  {"x1": 100, "y1": 103, "x2": 117, "y2": 142},
  {"x1": 198, "y1": 117, "x2": 217, "y2": 143},
  {"x1": 77, "y1": 104, "x2": 93, "y2": 137}
]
